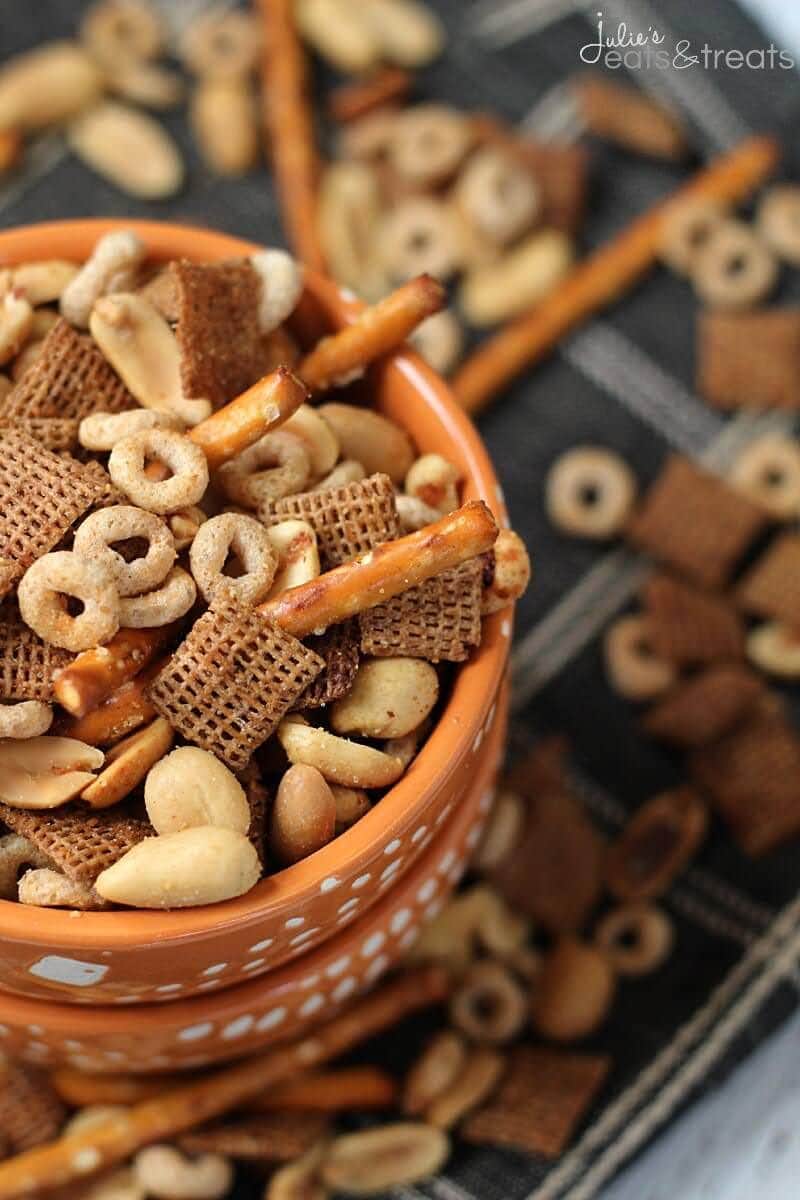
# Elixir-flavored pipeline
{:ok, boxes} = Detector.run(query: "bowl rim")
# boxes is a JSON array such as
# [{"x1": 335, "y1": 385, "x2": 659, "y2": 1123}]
[{"x1": 0, "y1": 218, "x2": 510, "y2": 950}]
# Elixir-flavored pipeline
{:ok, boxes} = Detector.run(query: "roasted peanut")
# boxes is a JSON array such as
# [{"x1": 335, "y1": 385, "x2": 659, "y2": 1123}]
[
  {"x1": 133, "y1": 1145, "x2": 233, "y2": 1200},
  {"x1": 460, "y1": 229, "x2": 574, "y2": 326},
  {"x1": 279, "y1": 405, "x2": 339, "y2": 480},
  {"x1": 81, "y1": 717, "x2": 174, "y2": 810},
  {"x1": 362, "y1": 0, "x2": 445, "y2": 67},
  {"x1": 295, "y1": 0, "x2": 381, "y2": 74},
  {"x1": 12, "y1": 260, "x2": 79, "y2": 306},
  {"x1": 269, "y1": 763, "x2": 337, "y2": 865},
  {"x1": 403, "y1": 1031, "x2": 467, "y2": 1116},
  {"x1": 321, "y1": 1124, "x2": 450, "y2": 1195},
  {"x1": 532, "y1": 938, "x2": 616, "y2": 1042},
  {"x1": 145, "y1": 746, "x2": 250, "y2": 836},
  {"x1": 332, "y1": 785, "x2": 371, "y2": 833},
  {"x1": 425, "y1": 1047, "x2": 506, "y2": 1130},
  {"x1": 0, "y1": 41, "x2": 103, "y2": 132},
  {"x1": 0, "y1": 289, "x2": 33, "y2": 365},
  {"x1": 265, "y1": 1144, "x2": 329, "y2": 1200},
  {"x1": 474, "y1": 789, "x2": 525, "y2": 871},
  {"x1": 69, "y1": 101, "x2": 184, "y2": 199},
  {"x1": 265, "y1": 520, "x2": 321, "y2": 596},
  {"x1": 409, "y1": 308, "x2": 463, "y2": 375},
  {"x1": 317, "y1": 404, "x2": 414, "y2": 484},
  {"x1": 319, "y1": 162, "x2": 388, "y2": 303},
  {"x1": 277, "y1": 716, "x2": 405, "y2": 789},
  {"x1": 405, "y1": 453, "x2": 461, "y2": 514},
  {"x1": 332, "y1": 657, "x2": 438, "y2": 739},
  {"x1": 482, "y1": 529, "x2": 531, "y2": 614},
  {"x1": 191, "y1": 77, "x2": 259, "y2": 177},
  {"x1": 747, "y1": 622, "x2": 800, "y2": 678}
]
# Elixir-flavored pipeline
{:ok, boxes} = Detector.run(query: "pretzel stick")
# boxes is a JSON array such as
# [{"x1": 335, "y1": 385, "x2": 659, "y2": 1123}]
[
  {"x1": 54, "y1": 626, "x2": 178, "y2": 719},
  {"x1": 328, "y1": 68, "x2": 411, "y2": 123},
  {"x1": 0, "y1": 968, "x2": 448, "y2": 1200},
  {"x1": 51, "y1": 1070, "x2": 185, "y2": 1108},
  {"x1": 452, "y1": 134, "x2": 780, "y2": 414},
  {"x1": 299, "y1": 275, "x2": 445, "y2": 393},
  {"x1": 259, "y1": 0, "x2": 325, "y2": 272},
  {"x1": 55, "y1": 663, "x2": 161, "y2": 747},
  {"x1": 259, "y1": 500, "x2": 498, "y2": 638},
  {"x1": 189, "y1": 366, "x2": 307, "y2": 471},
  {"x1": 250, "y1": 1066, "x2": 397, "y2": 1113}
]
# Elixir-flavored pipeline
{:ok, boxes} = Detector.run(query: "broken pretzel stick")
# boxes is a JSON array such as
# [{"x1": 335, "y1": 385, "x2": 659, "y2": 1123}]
[
  {"x1": 189, "y1": 365, "x2": 307, "y2": 472},
  {"x1": 0, "y1": 967, "x2": 448, "y2": 1200},
  {"x1": 54, "y1": 625, "x2": 178, "y2": 719},
  {"x1": 299, "y1": 275, "x2": 445, "y2": 393},
  {"x1": 51, "y1": 1070, "x2": 185, "y2": 1108},
  {"x1": 328, "y1": 67, "x2": 411, "y2": 123},
  {"x1": 259, "y1": 0, "x2": 326, "y2": 272},
  {"x1": 55, "y1": 661, "x2": 162, "y2": 747},
  {"x1": 453, "y1": 134, "x2": 780, "y2": 414},
  {"x1": 250, "y1": 1066, "x2": 398, "y2": 1113}
]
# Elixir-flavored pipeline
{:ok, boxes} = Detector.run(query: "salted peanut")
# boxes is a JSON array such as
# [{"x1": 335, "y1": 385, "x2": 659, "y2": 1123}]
[
  {"x1": 216, "y1": 431, "x2": 311, "y2": 508},
  {"x1": 12, "y1": 260, "x2": 79, "y2": 305},
  {"x1": 265, "y1": 1144, "x2": 328, "y2": 1200},
  {"x1": 19, "y1": 868, "x2": 106, "y2": 909},
  {"x1": 454, "y1": 146, "x2": 540, "y2": 246},
  {"x1": 282, "y1": 404, "x2": 339, "y2": 478},
  {"x1": 0, "y1": 835, "x2": 51, "y2": 900},
  {"x1": 0, "y1": 699, "x2": 53, "y2": 739},
  {"x1": 604, "y1": 614, "x2": 677, "y2": 701},
  {"x1": 729, "y1": 433, "x2": 800, "y2": 520},
  {"x1": 546, "y1": 446, "x2": 637, "y2": 540},
  {"x1": 321, "y1": 1123, "x2": 450, "y2": 1195},
  {"x1": 690, "y1": 219, "x2": 778, "y2": 310},
  {"x1": 0, "y1": 41, "x2": 103, "y2": 133},
  {"x1": 383, "y1": 725, "x2": 425, "y2": 768},
  {"x1": 169, "y1": 505, "x2": 207, "y2": 552},
  {"x1": 265, "y1": 520, "x2": 321, "y2": 597},
  {"x1": 387, "y1": 104, "x2": 472, "y2": 187},
  {"x1": 91, "y1": 294, "x2": 210, "y2": 425},
  {"x1": 482, "y1": 528, "x2": 531, "y2": 615},
  {"x1": 79, "y1": 1168, "x2": 145, "y2": 1200},
  {"x1": 277, "y1": 715, "x2": 405, "y2": 789},
  {"x1": 109, "y1": 429, "x2": 209, "y2": 512},
  {"x1": 10, "y1": 338, "x2": 45, "y2": 381},
  {"x1": 395, "y1": 493, "x2": 441, "y2": 533},
  {"x1": 19, "y1": 551, "x2": 120, "y2": 652},
  {"x1": 757, "y1": 184, "x2": 800, "y2": 266},
  {"x1": 658, "y1": 197, "x2": 729, "y2": 275},
  {"x1": 473, "y1": 888, "x2": 531, "y2": 958},
  {"x1": 317, "y1": 404, "x2": 414, "y2": 484},
  {"x1": 474, "y1": 789, "x2": 525, "y2": 871},
  {"x1": 119, "y1": 566, "x2": 197, "y2": 628},
  {"x1": 81, "y1": 716, "x2": 174, "y2": 810},
  {"x1": 425, "y1": 1047, "x2": 506, "y2": 1131},
  {"x1": 450, "y1": 960, "x2": 528, "y2": 1045},
  {"x1": 362, "y1": 0, "x2": 445, "y2": 66},
  {"x1": 460, "y1": 229, "x2": 574, "y2": 327},
  {"x1": 79, "y1": 408, "x2": 184, "y2": 452},
  {"x1": 296, "y1": 0, "x2": 381, "y2": 74},
  {"x1": 191, "y1": 77, "x2": 259, "y2": 176},
  {"x1": 95, "y1": 826, "x2": 261, "y2": 908},
  {"x1": 312, "y1": 460, "x2": 366, "y2": 491},
  {"x1": 0, "y1": 765, "x2": 98, "y2": 811},
  {"x1": 190, "y1": 513, "x2": 277, "y2": 606},
  {"x1": 81, "y1": 0, "x2": 165, "y2": 63},
  {"x1": 133, "y1": 1146, "x2": 233, "y2": 1200},
  {"x1": 0, "y1": 735, "x2": 104, "y2": 774},
  {"x1": 595, "y1": 903, "x2": 674, "y2": 977},
  {"x1": 409, "y1": 309, "x2": 464, "y2": 376},
  {"x1": 69, "y1": 101, "x2": 185, "y2": 199},
  {"x1": 405, "y1": 454, "x2": 461, "y2": 515},
  {"x1": 407, "y1": 889, "x2": 486, "y2": 974},
  {"x1": 747, "y1": 622, "x2": 800, "y2": 679},
  {"x1": 269, "y1": 763, "x2": 337, "y2": 866},
  {"x1": 403, "y1": 1031, "x2": 467, "y2": 1116},
  {"x1": 108, "y1": 61, "x2": 184, "y2": 110},
  {"x1": 332, "y1": 785, "x2": 371, "y2": 834},
  {"x1": 0, "y1": 289, "x2": 33, "y2": 365},
  {"x1": 318, "y1": 162, "x2": 388, "y2": 303},
  {"x1": 62, "y1": 229, "x2": 145, "y2": 328},
  {"x1": 180, "y1": 7, "x2": 261, "y2": 80},
  {"x1": 332, "y1": 657, "x2": 439, "y2": 739},
  {"x1": 74, "y1": 505, "x2": 176, "y2": 597},
  {"x1": 145, "y1": 745, "x2": 250, "y2": 836},
  {"x1": 250, "y1": 249, "x2": 305, "y2": 335},
  {"x1": 380, "y1": 197, "x2": 462, "y2": 284},
  {"x1": 531, "y1": 938, "x2": 616, "y2": 1042}
]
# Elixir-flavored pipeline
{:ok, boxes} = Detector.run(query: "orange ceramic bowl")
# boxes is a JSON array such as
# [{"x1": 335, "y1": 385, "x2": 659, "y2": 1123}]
[
  {"x1": 0, "y1": 220, "x2": 511, "y2": 1006},
  {"x1": 0, "y1": 685, "x2": 506, "y2": 1073}
]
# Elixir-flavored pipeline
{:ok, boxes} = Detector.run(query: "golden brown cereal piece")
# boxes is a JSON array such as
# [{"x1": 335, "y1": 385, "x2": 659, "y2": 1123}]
[
  {"x1": 190, "y1": 513, "x2": 277, "y2": 606},
  {"x1": 148, "y1": 594, "x2": 324, "y2": 772},
  {"x1": 18, "y1": 867, "x2": 109, "y2": 909},
  {"x1": 109, "y1": 428, "x2": 209, "y2": 513},
  {"x1": 604, "y1": 614, "x2": 677, "y2": 702},
  {"x1": 0, "y1": 699, "x2": 52, "y2": 739},
  {"x1": 698, "y1": 307, "x2": 800, "y2": 411},
  {"x1": 0, "y1": 833, "x2": 53, "y2": 900},
  {"x1": 690, "y1": 714, "x2": 800, "y2": 855},
  {"x1": 729, "y1": 434, "x2": 800, "y2": 517},
  {"x1": 294, "y1": 621, "x2": 360, "y2": 712},
  {"x1": 0, "y1": 601, "x2": 71, "y2": 701},
  {"x1": 0, "y1": 1060, "x2": 67, "y2": 1155},
  {"x1": 575, "y1": 74, "x2": 688, "y2": 161},
  {"x1": 606, "y1": 786, "x2": 709, "y2": 902},
  {"x1": 595, "y1": 903, "x2": 674, "y2": 976},
  {"x1": 747, "y1": 622, "x2": 800, "y2": 679},
  {"x1": 450, "y1": 960, "x2": 528, "y2": 1045},
  {"x1": 0, "y1": 415, "x2": 80, "y2": 453},
  {"x1": 532, "y1": 938, "x2": 616, "y2": 1042},
  {"x1": 217, "y1": 431, "x2": 311, "y2": 508},
  {"x1": 179, "y1": 1112, "x2": 329, "y2": 1164},
  {"x1": 461, "y1": 1044, "x2": 611, "y2": 1158},
  {"x1": 321, "y1": 1123, "x2": 450, "y2": 1195},
  {"x1": 690, "y1": 219, "x2": 778, "y2": 309},
  {"x1": 269, "y1": 763, "x2": 337, "y2": 866},
  {"x1": 380, "y1": 197, "x2": 462, "y2": 283},
  {"x1": 642, "y1": 573, "x2": 745, "y2": 666},
  {"x1": 388, "y1": 104, "x2": 472, "y2": 187},
  {"x1": 81, "y1": 0, "x2": 165, "y2": 63},
  {"x1": 642, "y1": 664, "x2": 764, "y2": 748},
  {"x1": 403, "y1": 1031, "x2": 468, "y2": 1117},
  {"x1": 627, "y1": 456, "x2": 768, "y2": 589},
  {"x1": 73, "y1": 505, "x2": 175, "y2": 598},
  {"x1": 459, "y1": 229, "x2": 574, "y2": 327},
  {"x1": 736, "y1": 533, "x2": 800, "y2": 626},
  {"x1": 18, "y1": 551, "x2": 120, "y2": 653},
  {"x1": 757, "y1": 184, "x2": 800, "y2": 265},
  {"x1": 359, "y1": 556, "x2": 483, "y2": 663},
  {"x1": 425, "y1": 1048, "x2": 506, "y2": 1132},
  {"x1": 546, "y1": 446, "x2": 637, "y2": 539},
  {"x1": 0, "y1": 801, "x2": 151, "y2": 885}
]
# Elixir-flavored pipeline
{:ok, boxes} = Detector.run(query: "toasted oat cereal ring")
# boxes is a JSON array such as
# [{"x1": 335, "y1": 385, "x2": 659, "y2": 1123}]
[
  {"x1": 216, "y1": 431, "x2": 311, "y2": 508},
  {"x1": 546, "y1": 447, "x2": 637, "y2": 540},
  {"x1": 380, "y1": 198, "x2": 462, "y2": 283},
  {"x1": 109, "y1": 428, "x2": 209, "y2": 514},
  {"x1": 180, "y1": 7, "x2": 261, "y2": 79},
  {"x1": 73, "y1": 505, "x2": 176, "y2": 598},
  {"x1": 757, "y1": 185, "x2": 800, "y2": 266},
  {"x1": 0, "y1": 700, "x2": 53, "y2": 740},
  {"x1": 0, "y1": 834, "x2": 52, "y2": 899},
  {"x1": 450, "y1": 960, "x2": 528, "y2": 1046},
  {"x1": 594, "y1": 903, "x2": 674, "y2": 976},
  {"x1": 747, "y1": 622, "x2": 800, "y2": 679},
  {"x1": 729, "y1": 434, "x2": 800, "y2": 520},
  {"x1": 658, "y1": 197, "x2": 729, "y2": 275},
  {"x1": 81, "y1": 0, "x2": 166, "y2": 63},
  {"x1": 455, "y1": 146, "x2": 540, "y2": 246},
  {"x1": 603, "y1": 615, "x2": 677, "y2": 702},
  {"x1": 387, "y1": 104, "x2": 472, "y2": 187},
  {"x1": 606, "y1": 786, "x2": 708, "y2": 902},
  {"x1": 78, "y1": 407, "x2": 184, "y2": 452},
  {"x1": 190, "y1": 513, "x2": 277, "y2": 606},
  {"x1": 691, "y1": 220, "x2": 778, "y2": 310},
  {"x1": 18, "y1": 551, "x2": 120, "y2": 653},
  {"x1": 277, "y1": 715, "x2": 404, "y2": 789},
  {"x1": 119, "y1": 565, "x2": 196, "y2": 629},
  {"x1": 481, "y1": 528, "x2": 531, "y2": 616}
]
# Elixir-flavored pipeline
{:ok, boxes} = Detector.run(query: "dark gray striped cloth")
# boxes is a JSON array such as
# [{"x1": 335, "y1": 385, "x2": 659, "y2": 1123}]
[{"x1": 3, "y1": 2, "x2": 800, "y2": 1196}]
